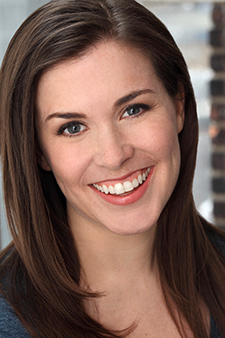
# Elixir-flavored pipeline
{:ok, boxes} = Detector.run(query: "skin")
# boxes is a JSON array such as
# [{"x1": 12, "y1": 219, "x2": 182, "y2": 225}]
[
  {"x1": 36, "y1": 41, "x2": 184, "y2": 237},
  {"x1": 35, "y1": 41, "x2": 189, "y2": 336}
]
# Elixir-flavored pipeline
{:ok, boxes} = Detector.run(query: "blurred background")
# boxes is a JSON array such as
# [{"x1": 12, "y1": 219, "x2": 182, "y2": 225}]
[{"x1": 0, "y1": 1, "x2": 215, "y2": 248}]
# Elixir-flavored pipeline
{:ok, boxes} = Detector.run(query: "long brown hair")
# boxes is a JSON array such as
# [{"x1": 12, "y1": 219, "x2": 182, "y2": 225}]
[{"x1": 0, "y1": 0, "x2": 225, "y2": 337}]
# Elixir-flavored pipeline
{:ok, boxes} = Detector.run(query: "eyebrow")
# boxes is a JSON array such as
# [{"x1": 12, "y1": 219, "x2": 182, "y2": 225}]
[
  {"x1": 45, "y1": 88, "x2": 155, "y2": 123},
  {"x1": 45, "y1": 112, "x2": 86, "y2": 123},
  {"x1": 114, "y1": 89, "x2": 155, "y2": 107}
]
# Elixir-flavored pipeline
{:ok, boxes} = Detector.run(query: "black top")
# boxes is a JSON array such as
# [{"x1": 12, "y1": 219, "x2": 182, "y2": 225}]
[{"x1": 0, "y1": 230, "x2": 224, "y2": 337}]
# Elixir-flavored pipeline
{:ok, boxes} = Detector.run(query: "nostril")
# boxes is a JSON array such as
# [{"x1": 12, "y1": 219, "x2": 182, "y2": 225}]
[{"x1": 93, "y1": 135, "x2": 134, "y2": 169}]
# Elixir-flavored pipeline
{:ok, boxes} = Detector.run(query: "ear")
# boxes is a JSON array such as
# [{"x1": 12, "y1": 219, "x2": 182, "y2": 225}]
[
  {"x1": 35, "y1": 141, "x2": 52, "y2": 171},
  {"x1": 175, "y1": 84, "x2": 185, "y2": 134}
]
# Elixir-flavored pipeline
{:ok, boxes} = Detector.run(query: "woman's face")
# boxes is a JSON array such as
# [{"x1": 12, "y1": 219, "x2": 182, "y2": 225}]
[{"x1": 36, "y1": 41, "x2": 184, "y2": 236}]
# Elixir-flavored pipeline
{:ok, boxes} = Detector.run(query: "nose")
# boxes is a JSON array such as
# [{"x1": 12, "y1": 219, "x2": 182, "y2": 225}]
[{"x1": 93, "y1": 128, "x2": 134, "y2": 170}]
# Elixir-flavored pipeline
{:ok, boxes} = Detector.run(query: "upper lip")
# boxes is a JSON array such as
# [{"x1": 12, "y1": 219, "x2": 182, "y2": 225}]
[{"x1": 91, "y1": 166, "x2": 151, "y2": 186}]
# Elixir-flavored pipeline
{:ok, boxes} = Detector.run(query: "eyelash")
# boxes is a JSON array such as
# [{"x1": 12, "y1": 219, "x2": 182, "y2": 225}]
[
  {"x1": 56, "y1": 103, "x2": 151, "y2": 137},
  {"x1": 57, "y1": 121, "x2": 87, "y2": 136},
  {"x1": 121, "y1": 103, "x2": 151, "y2": 119}
]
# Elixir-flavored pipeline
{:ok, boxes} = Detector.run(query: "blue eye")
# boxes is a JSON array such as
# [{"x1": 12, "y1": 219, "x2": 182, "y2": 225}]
[
  {"x1": 57, "y1": 122, "x2": 86, "y2": 136},
  {"x1": 122, "y1": 104, "x2": 150, "y2": 118}
]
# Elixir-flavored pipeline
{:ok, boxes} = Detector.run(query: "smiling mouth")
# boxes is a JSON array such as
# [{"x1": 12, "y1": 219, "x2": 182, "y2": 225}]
[{"x1": 92, "y1": 167, "x2": 151, "y2": 196}]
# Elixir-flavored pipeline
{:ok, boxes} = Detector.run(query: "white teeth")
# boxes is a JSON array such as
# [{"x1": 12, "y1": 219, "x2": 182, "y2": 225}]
[
  {"x1": 132, "y1": 178, "x2": 139, "y2": 188},
  {"x1": 123, "y1": 181, "x2": 134, "y2": 192},
  {"x1": 108, "y1": 185, "x2": 115, "y2": 194},
  {"x1": 114, "y1": 183, "x2": 125, "y2": 195},
  {"x1": 93, "y1": 167, "x2": 151, "y2": 196},
  {"x1": 138, "y1": 174, "x2": 143, "y2": 184},
  {"x1": 102, "y1": 185, "x2": 109, "y2": 194}
]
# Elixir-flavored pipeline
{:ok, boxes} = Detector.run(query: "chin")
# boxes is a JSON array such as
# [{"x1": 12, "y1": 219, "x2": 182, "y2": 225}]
[{"x1": 105, "y1": 219, "x2": 157, "y2": 237}]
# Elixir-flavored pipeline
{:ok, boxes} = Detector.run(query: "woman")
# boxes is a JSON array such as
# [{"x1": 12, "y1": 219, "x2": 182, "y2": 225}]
[{"x1": 0, "y1": 0, "x2": 224, "y2": 337}]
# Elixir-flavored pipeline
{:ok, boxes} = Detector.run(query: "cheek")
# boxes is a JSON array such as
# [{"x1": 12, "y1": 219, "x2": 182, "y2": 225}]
[
  {"x1": 138, "y1": 120, "x2": 180, "y2": 162},
  {"x1": 159, "y1": 131, "x2": 181, "y2": 176},
  {"x1": 160, "y1": 130, "x2": 180, "y2": 160},
  {"x1": 46, "y1": 145, "x2": 92, "y2": 189}
]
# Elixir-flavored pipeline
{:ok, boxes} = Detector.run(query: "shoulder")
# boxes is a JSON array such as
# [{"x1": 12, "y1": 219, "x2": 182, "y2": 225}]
[
  {"x1": 0, "y1": 247, "x2": 31, "y2": 337},
  {"x1": 207, "y1": 228, "x2": 225, "y2": 256},
  {"x1": 211, "y1": 315, "x2": 222, "y2": 338},
  {"x1": 0, "y1": 294, "x2": 31, "y2": 338},
  {"x1": 207, "y1": 228, "x2": 225, "y2": 338}
]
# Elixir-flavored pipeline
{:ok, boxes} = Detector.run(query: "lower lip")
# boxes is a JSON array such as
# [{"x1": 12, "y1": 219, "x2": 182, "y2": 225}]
[{"x1": 90, "y1": 167, "x2": 154, "y2": 206}]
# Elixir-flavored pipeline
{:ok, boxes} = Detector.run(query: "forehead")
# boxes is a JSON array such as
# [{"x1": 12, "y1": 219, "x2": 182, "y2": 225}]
[
  {"x1": 37, "y1": 41, "x2": 157, "y2": 85},
  {"x1": 35, "y1": 41, "x2": 163, "y2": 115}
]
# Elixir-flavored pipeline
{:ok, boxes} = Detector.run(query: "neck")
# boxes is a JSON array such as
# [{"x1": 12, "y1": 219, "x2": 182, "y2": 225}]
[{"x1": 69, "y1": 216, "x2": 157, "y2": 292}]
